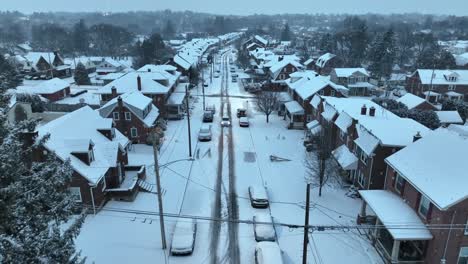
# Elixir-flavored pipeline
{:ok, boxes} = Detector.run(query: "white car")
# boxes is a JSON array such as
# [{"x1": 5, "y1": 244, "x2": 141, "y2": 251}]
[
  {"x1": 198, "y1": 125, "x2": 212, "y2": 141},
  {"x1": 239, "y1": 117, "x2": 249, "y2": 127},
  {"x1": 248, "y1": 185, "x2": 269, "y2": 208},
  {"x1": 221, "y1": 116, "x2": 231, "y2": 127},
  {"x1": 214, "y1": 72, "x2": 220, "y2": 78},
  {"x1": 255, "y1": 242, "x2": 284, "y2": 264},
  {"x1": 253, "y1": 212, "x2": 276, "y2": 242},
  {"x1": 170, "y1": 219, "x2": 197, "y2": 255}
]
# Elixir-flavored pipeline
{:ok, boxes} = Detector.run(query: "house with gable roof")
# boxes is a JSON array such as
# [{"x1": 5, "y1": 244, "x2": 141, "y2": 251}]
[
  {"x1": 330, "y1": 68, "x2": 375, "y2": 96},
  {"x1": 314, "y1": 53, "x2": 342, "y2": 75},
  {"x1": 19, "y1": 51, "x2": 71, "y2": 78},
  {"x1": 16, "y1": 77, "x2": 71, "y2": 102},
  {"x1": 358, "y1": 127, "x2": 468, "y2": 264},
  {"x1": 35, "y1": 106, "x2": 146, "y2": 211},
  {"x1": 396, "y1": 93, "x2": 437, "y2": 111},
  {"x1": 266, "y1": 58, "x2": 303, "y2": 91}
]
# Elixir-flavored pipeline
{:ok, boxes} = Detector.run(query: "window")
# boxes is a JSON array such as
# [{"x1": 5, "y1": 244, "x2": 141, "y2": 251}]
[
  {"x1": 131, "y1": 127, "x2": 138, "y2": 138},
  {"x1": 360, "y1": 151, "x2": 367, "y2": 165},
  {"x1": 279, "y1": 74, "x2": 285, "y2": 80},
  {"x1": 394, "y1": 173, "x2": 405, "y2": 194},
  {"x1": 458, "y1": 247, "x2": 468, "y2": 264},
  {"x1": 125, "y1": 112, "x2": 132, "y2": 120},
  {"x1": 330, "y1": 90, "x2": 336, "y2": 96},
  {"x1": 418, "y1": 195, "x2": 431, "y2": 218},
  {"x1": 449, "y1": 85, "x2": 456, "y2": 91},
  {"x1": 88, "y1": 149, "x2": 95, "y2": 163},
  {"x1": 113, "y1": 112, "x2": 119, "y2": 120},
  {"x1": 357, "y1": 170, "x2": 365, "y2": 187},
  {"x1": 69, "y1": 187, "x2": 82, "y2": 202},
  {"x1": 306, "y1": 115, "x2": 312, "y2": 122},
  {"x1": 339, "y1": 130, "x2": 346, "y2": 141},
  {"x1": 465, "y1": 219, "x2": 468, "y2": 235},
  {"x1": 319, "y1": 90, "x2": 324, "y2": 95}
]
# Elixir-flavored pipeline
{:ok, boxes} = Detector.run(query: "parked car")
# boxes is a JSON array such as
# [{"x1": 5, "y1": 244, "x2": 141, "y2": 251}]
[
  {"x1": 232, "y1": 78, "x2": 237, "y2": 83},
  {"x1": 198, "y1": 125, "x2": 212, "y2": 141},
  {"x1": 237, "y1": 108, "x2": 247, "y2": 118},
  {"x1": 255, "y1": 242, "x2": 283, "y2": 264},
  {"x1": 239, "y1": 117, "x2": 249, "y2": 127},
  {"x1": 214, "y1": 72, "x2": 220, "y2": 78},
  {"x1": 170, "y1": 219, "x2": 197, "y2": 255},
  {"x1": 248, "y1": 185, "x2": 269, "y2": 208},
  {"x1": 203, "y1": 82, "x2": 209, "y2": 87},
  {"x1": 253, "y1": 212, "x2": 276, "y2": 242},
  {"x1": 203, "y1": 110, "x2": 214, "y2": 122},
  {"x1": 221, "y1": 115, "x2": 231, "y2": 127},
  {"x1": 231, "y1": 73, "x2": 239, "y2": 77},
  {"x1": 205, "y1": 105, "x2": 216, "y2": 114}
]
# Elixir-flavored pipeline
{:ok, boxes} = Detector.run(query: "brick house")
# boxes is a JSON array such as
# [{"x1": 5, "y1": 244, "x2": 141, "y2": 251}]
[
  {"x1": 36, "y1": 106, "x2": 146, "y2": 213},
  {"x1": 358, "y1": 127, "x2": 468, "y2": 264},
  {"x1": 242, "y1": 35, "x2": 268, "y2": 51},
  {"x1": 16, "y1": 77, "x2": 71, "y2": 102},
  {"x1": 396, "y1": 93, "x2": 437, "y2": 110},
  {"x1": 267, "y1": 58, "x2": 303, "y2": 91},
  {"x1": 330, "y1": 68, "x2": 376, "y2": 96},
  {"x1": 406, "y1": 69, "x2": 468, "y2": 103},
  {"x1": 309, "y1": 96, "x2": 429, "y2": 189},
  {"x1": 284, "y1": 71, "x2": 347, "y2": 128},
  {"x1": 314, "y1": 53, "x2": 343, "y2": 76},
  {"x1": 96, "y1": 66, "x2": 181, "y2": 117},
  {"x1": 99, "y1": 91, "x2": 160, "y2": 144}
]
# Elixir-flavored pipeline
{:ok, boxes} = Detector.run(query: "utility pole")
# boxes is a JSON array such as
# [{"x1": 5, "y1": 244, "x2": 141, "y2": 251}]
[
  {"x1": 302, "y1": 183, "x2": 311, "y2": 264},
  {"x1": 201, "y1": 64, "x2": 205, "y2": 110},
  {"x1": 185, "y1": 84, "x2": 192, "y2": 157},
  {"x1": 151, "y1": 129, "x2": 167, "y2": 249}
]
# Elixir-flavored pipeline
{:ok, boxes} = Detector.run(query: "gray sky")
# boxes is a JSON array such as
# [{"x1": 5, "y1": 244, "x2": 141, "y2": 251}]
[{"x1": 2, "y1": 0, "x2": 467, "y2": 15}]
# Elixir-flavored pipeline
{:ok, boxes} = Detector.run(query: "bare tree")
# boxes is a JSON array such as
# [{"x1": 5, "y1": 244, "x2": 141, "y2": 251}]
[
  {"x1": 304, "y1": 120, "x2": 338, "y2": 196},
  {"x1": 256, "y1": 91, "x2": 279, "y2": 123}
]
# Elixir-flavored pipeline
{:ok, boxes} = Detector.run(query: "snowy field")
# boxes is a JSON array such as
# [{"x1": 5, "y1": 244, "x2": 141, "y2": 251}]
[{"x1": 75, "y1": 50, "x2": 382, "y2": 264}]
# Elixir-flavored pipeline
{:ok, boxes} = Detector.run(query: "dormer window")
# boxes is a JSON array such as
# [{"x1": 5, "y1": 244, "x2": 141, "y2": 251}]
[
  {"x1": 449, "y1": 76, "x2": 457, "y2": 82},
  {"x1": 125, "y1": 112, "x2": 131, "y2": 121}
]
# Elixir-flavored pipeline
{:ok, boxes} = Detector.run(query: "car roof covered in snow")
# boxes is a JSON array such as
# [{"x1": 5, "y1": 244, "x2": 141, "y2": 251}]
[{"x1": 256, "y1": 242, "x2": 283, "y2": 264}]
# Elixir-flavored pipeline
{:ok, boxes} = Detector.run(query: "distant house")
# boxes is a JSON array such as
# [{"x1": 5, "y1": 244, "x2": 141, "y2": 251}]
[
  {"x1": 455, "y1": 53, "x2": 468, "y2": 68},
  {"x1": 242, "y1": 35, "x2": 268, "y2": 50},
  {"x1": 396, "y1": 93, "x2": 437, "y2": 110},
  {"x1": 406, "y1": 69, "x2": 468, "y2": 103},
  {"x1": 22, "y1": 51, "x2": 71, "y2": 78},
  {"x1": 309, "y1": 96, "x2": 429, "y2": 190},
  {"x1": 95, "y1": 58, "x2": 126, "y2": 75},
  {"x1": 35, "y1": 106, "x2": 146, "y2": 211},
  {"x1": 16, "y1": 78, "x2": 71, "y2": 102},
  {"x1": 330, "y1": 68, "x2": 375, "y2": 96},
  {"x1": 64, "y1": 57, "x2": 97, "y2": 74},
  {"x1": 303, "y1": 58, "x2": 315, "y2": 70},
  {"x1": 358, "y1": 127, "x2": 468, "y2": 264},
  {"x1": 99, "y1": 91, "x2": 160, "y2": 144},
  {"x1": 314, "y1": 53, "x2": 342, "y2": 75},
  {"x1": 6, "y1": 95, "x2": 33, "y2": 124},
  {"x1": 16, "y1": 43, "x2": 32, "y2": 54},
  {"x1": 267, "y1": 58, "x2": 303, "y2": 91}
]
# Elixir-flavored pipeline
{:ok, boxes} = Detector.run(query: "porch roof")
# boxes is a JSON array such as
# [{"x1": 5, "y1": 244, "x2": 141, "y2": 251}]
[
  {"x1": 359, "y1": 190, "x2": 433, "y2": 241},
  {"x1": 332, "y1": 145, "x2": 358, "y2": 170},
  {"x1": 167, "y1": 92, "x2": 186, "y2": 105},
  {"x1": 285, "y1": 101, "x2": 304, "y2": 115}
]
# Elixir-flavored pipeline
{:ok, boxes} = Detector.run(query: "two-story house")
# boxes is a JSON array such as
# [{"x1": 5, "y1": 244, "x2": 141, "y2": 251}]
[
  {"x1": 358, "y1": 126, "x2": 468, "y2": 264},
  {"x1": 22, "y1": 51, "x2": 71, "y2": 78},
  {"x1": 267, "y1": 58, "x2": 303, "y2": 91},
  {"x1": 396, "y1": 93, "x2": 437, "y2": 110},
  {"x1": 242, "y1": 35, "x2": 268, "y2": 51},
  {"x1": 330, "y1": 68, "x2": 375, "y2": 96},
  {"x1": 36, "y1": 106, "x2": 146, "y2": 213},
  {"x1": 99, "y1": 91, "x2": 160, "y2": 144},
  {"x1": 309, "y1": 96, "x2": 429, "y2": 188},
  {"x1": 16, "y1": 77, "x2": 71, "y2": 102},
  {"x1": 406, "y1": 69, "x2": 468, "y2": 103},
  {"x1": 314, "y1": 53, "x2": 342, "y2": 76}
]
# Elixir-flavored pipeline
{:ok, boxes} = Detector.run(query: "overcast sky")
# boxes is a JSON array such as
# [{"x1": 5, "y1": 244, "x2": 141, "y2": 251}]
[{"x1": 2, "y1": 0, "x2": 467, "y2": 15}]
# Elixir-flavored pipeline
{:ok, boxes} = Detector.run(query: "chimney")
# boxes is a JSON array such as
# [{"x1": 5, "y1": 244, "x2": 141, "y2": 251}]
[
  {"x1": 111, "y1": 86, "x2": 117, "y2": 98},
  {"x1": 147, "y1": 68, "x2": 151, "y2": 72},
  {"x1": 279, "y1": 56, "x2": 284, "y2": 61},
  {"x1": 117, "y1": 96, "x2": 123, "y2": 109},
  {"x1": 361, "y1": 104, "x2": 367, "y2": 115},
  {"x1": 369, "y1": 106, "x2": 376, "y2": 117},
  {"x1": 413, "y1": 131, "x2": 422, "y2": 142},
  {"x1": 137, "y1": 75, "x2": 142, "y2": 91}
]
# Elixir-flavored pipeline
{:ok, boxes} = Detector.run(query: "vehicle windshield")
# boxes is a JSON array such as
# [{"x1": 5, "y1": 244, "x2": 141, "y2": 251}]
[{"x1": 222, "y1": 117, "x2": 229, "y2": 121}]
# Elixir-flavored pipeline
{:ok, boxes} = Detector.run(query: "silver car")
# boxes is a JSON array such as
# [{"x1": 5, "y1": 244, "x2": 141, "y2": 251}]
[
  {"x1": 198, "y1": 125, "x2": 212, "y2": 141},
  {"x1": 170, "y1": 219, "x2": 197, "y2": 255},
  {"x1": 221, "y1": 116, "x2": 231, "y2": 127}
]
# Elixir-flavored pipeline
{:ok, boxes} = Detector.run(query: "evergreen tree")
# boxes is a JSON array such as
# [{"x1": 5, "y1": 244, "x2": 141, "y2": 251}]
[
  {"x1": 133, "y1": 33, "x2": 173, "y2": 68},
  {"x1": 334, "y1": 16, "x2": 368, "y2": 66},
  {"x1": 163, "y1": 20, "x2": 176, "y2": 40},
  {"x1": 368, "y1": 29, "x2": 397, "y2": 82},
  {"x1": 72, "y1": 19, "x2": 89, "y2": 53},
  {"x1": 0, "y1": 54, "x2": 22, "y2": 92},
  {"x1": 74, "y1": 62, "x2": 91, "y2": 85},
  {"x1": 280, "y1": 23, "x2": 292, "y2": 41},
  {"x1": 319, "y1": 33, "x2": 335, "y2": 53}
]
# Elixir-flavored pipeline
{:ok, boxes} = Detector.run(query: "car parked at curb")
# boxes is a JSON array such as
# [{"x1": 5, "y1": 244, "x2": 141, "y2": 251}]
[
  {"x1": 170, "y1": 219, "x2": 197, "y2": 256},
  {"x1": 255, "y1": 242, "x2": 283, "y2": 264},
  {"x1": 248, "y1": 185, "x2": 269, "y2": 208},
  {"x1": 239, "y1": 117, "x2": 249, "y2": 127},
  {"x1": 253, "y1": 212, "x2": 276, "y2": 242},
  {"x1": 198, "y1": 125, "x2": 212, "y2": 141},
  {"x1": 203, "y1": 111, "x2": 214, "y2": 122},
  {"x1": 221, "y1": 115, "x2": 231, "y2": 127}
]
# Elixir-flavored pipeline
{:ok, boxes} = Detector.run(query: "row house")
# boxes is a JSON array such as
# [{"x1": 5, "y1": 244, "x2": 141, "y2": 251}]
[
  {"x1": 309, "y1": 96, "x2": 429, "y2": 190},
  {"x1": 19, "y1": 51, "x2": 71, "y2": 78},
  {"x1": 16, "y1": 77, "x2": 70, "y2": 102},
  {"x1": 172, "y1": 38, "x2": 219, "y2": 74},
  {"x1": 314, "y1": 53, "x2": 342, "y2": 76},
  {"x1": 358, "y1": 126, "x2": 468, "y2": 264},
  {"x1": 330, "y1": 68, "x2": 375, "y2": 96},
  {"x1": 266, "y1": 58, "x2": 303, "y2": 91},
  {"x1": 284, "y1": 71, "x2": 347, "y2": 129},
  {"x1": 96, "y1": 65, "x2": 182, "y2": 118},
  {"x1": 99, "y1": 91, "x2": 160, "y2": 144},
  {"x1": 406, "y1": 69, "x2": 468, "y2": 103},
  {"x1": 35, "y1": 106, "x2": 146, "y2": 212},
  {"x1": 242, "y1": 35, "x2": 268, "y2": 51},
  {"x1": 396, "y1": 93, "x2": 437, "y2": 111}
]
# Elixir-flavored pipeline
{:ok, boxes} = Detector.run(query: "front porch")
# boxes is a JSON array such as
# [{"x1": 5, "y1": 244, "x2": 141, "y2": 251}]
[
  {"x1": 284, "y1": 101, "x2": 304, "y2": 129},
  {"x1": 107, "y1": 165, "x2": 146, "y2": 202},
  {"x1": 166, "y1": 92, "x2": 186, "y2": 120},
  {"x1": 357, "y1": 190, "x2": 433, "y2": 264},
  {"x1": 332, "y1": 144, "x2": 358, "y2": 185}
]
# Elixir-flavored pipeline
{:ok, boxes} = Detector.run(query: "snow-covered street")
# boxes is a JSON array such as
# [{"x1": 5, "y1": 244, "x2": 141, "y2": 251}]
[{"x1": 75, "y1": 48, "x2": 383, "y2": 264}]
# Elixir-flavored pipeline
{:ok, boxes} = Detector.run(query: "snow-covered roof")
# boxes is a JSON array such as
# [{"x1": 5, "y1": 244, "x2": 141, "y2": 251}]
[
  {"x1": 36, "y1": 106, "x2": 129, "y2": 184},
  {"x1": 455, "y1": 53, "x2": 468, "y2": 66},
  {"x1": 24, "y1": 51, "x2": 59, "y2": 65},
  {"x1": 167, "y1": 92, "x2": 186, "y2": 105},
  {"x1": 359, "y1": 190, "x2": 433, "y2": 240},
  {"x1": 284, "y1": 101, "x2": 304, "y2": 114},
  {"x1": 415, "y1": 69, "x2": 468, "y2": 85},
  {"x1": 310, "y1": 95, "x2": 322, "y2": 108},
  {"x1": 139, "y1": 64, "x2": 177, "y2": 72},
  {"x1": 303, "y1": 58, "x2": 314, "y2": 66},
  {"x1": 315, "y1": 53, "x2": 336, "y2": 68},
  {"x1": 333, "y1": 68, "x2": 369, "y2": 78},
  {"x1": 255, "y1": 242, "x2": 283, "y2": 264},
  {"x1": 354, "y1": 125, "x2": 380, "y2": 155},
  {"x1": 334, "y1": 112, "x2": 353, "y2": 132},
  {"x1": 97, "y1": 71, "x2": 175, "y2": 95},
  {"x1": 254, "y1": 35, "x2": 268, "y2": 46},
  {"x1": 435, "y1": 111, "x2": 463, "y2": 124},
  {"x1": 332, "y1": 145, "x2": 358, "y2": 170},
  {"x1": 385, "y1": 128, "x2": 468, "y2": 210},
  {"x1": 16, "y1": 78, "x2": 69, "y2": 95},
  {"x1": 396, "y1": 93, "x2": 427, "y2": 109},
  {"x1": 269, "y1": 59, "x2": 303, "y2": 79},
  {"x1": 321, "y1": 102, "x2": 337, "y2": 121}
]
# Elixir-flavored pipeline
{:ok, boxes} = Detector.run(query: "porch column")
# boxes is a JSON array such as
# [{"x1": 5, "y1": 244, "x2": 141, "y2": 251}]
[
  {"x1": 360, "y1": 201, "x2": 367, "y2": 217},
  {"x1": 391, "y1": 240, "x2": 400, "y2": 263}
]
